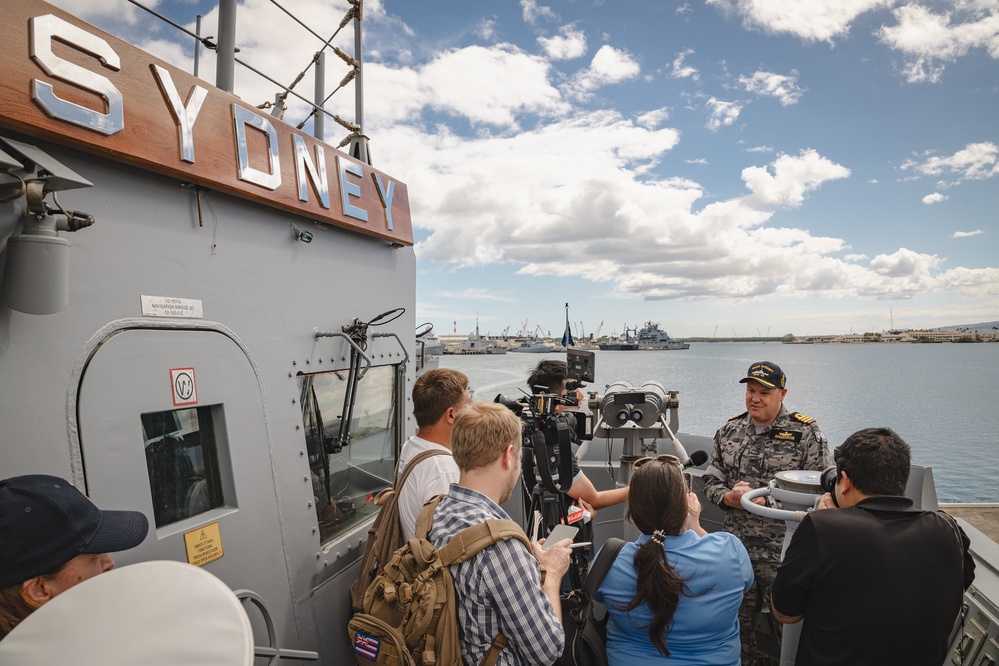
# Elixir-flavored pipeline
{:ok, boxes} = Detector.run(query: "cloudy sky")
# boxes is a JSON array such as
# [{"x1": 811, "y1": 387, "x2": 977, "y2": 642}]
[{"x1": 52, "y1": 0, "x2": 998, "y2": 338}]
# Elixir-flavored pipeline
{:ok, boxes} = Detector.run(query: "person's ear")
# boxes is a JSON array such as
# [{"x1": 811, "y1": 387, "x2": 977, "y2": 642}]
[
  {"x1": 20, "y1": 577, "x2": 53, "y2": 607},
  {"x1": 502, "y1": 443, "x2": 517, "y2": 470},
  {"x1": 838, "y1": 470, "x2": 856, "y2": 499}
]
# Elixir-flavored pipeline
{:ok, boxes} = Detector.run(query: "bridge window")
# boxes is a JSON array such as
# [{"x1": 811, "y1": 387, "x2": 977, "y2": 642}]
[
  {"x1": 141, "y1": 407, "x2": 225, "y2": 528},
  {"x1": 298, "y1": 364, "x2": 399, "y2": 545}
]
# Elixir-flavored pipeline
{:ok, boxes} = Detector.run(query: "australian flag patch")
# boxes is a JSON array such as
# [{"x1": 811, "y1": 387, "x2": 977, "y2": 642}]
[{"x1": 354, "y1": 632, "x2": 381, "y2": 661}]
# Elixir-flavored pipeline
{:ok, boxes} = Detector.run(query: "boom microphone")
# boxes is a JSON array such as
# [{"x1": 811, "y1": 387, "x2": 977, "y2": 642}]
[{"x1": 682, "y1": 450, "x2": 709, "y2": 469}]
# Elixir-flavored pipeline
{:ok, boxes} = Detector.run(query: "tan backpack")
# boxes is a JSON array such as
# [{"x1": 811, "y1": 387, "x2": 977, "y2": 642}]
[
  {"x1": 350, "y1": 449, "x2": 450, "y2": 612},
  {"x1": 348, "y1": 495, "x2": 533, "y2": 666}
]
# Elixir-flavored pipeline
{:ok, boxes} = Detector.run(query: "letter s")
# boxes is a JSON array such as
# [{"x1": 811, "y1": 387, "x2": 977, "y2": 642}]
[{"x1": 30, "y1": 14, "x2": 124, "y2": 135}]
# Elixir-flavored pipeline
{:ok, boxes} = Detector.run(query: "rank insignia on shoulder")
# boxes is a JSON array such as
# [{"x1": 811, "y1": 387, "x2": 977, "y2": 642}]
[
  {"x1": 791, "y1": 412, "x2": 815, "y2": 425},
  {"x1": 729, "y1": 411, "x2": 748, "y2": 422},
  {"x1": 772, "y1": 430, "x2": 803, "y2": 443}
]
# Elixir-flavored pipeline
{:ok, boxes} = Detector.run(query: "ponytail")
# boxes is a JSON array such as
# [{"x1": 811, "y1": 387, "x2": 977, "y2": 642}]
[{"x1": 619, "y1": 530, "x2": 688, "y2": 656}]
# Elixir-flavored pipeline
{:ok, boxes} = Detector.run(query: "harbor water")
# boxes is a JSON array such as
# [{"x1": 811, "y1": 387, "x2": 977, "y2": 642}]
[{"x1": 439, "y1": 342, "x2": 999, "y2": 502}]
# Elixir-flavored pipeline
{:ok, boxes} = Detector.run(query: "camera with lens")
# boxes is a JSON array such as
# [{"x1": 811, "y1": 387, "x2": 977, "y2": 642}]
[
  {"x1": 820, "y1": 465, "x2": 839, "y2": 494},
  {"x1": 495, "y1": 389, "x2": 592, "y2": 495},
  {"x1": 495, "y1": 350, "x2": 595, "y2": 496}
]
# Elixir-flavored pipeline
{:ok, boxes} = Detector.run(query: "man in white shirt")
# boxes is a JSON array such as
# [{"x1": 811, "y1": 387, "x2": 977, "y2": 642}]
[{"x1": 397, "y1": 368, "x2": 472, "y2": 540}]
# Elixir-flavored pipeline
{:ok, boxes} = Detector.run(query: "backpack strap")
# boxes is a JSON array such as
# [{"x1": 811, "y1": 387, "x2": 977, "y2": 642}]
[
  {"x1": 415, "y1": 495, "x2": 534, "y2": 561},
  {"x1": 438, "y1": 518, "x2": 532, "y2": 566},
  {"x1": 480, "y1": 633, "x2": 508, "y2": 666},
  {"x1": 414, "y1": 494, "x2": 445, "y2": 540},
  {"x1": 395, "y1": 448, "x2": 450, "y2": 488},
  {"x1": 583, "y1": 538, "x2": 626, "y2": 598}
]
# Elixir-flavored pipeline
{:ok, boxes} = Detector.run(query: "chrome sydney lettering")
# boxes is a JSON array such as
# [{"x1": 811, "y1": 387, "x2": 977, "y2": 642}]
[
  {"x1": 25, "y1": 13, "x2": 397, "y2": 232},
  {"x1": 30, "y1": 14, "x2": 124, "y2": 135}
]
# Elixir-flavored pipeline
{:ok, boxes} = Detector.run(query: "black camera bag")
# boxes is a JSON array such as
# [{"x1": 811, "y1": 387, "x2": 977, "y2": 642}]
[{"x1": 557, "y1": 537, "x2": 626, "y2": 666}]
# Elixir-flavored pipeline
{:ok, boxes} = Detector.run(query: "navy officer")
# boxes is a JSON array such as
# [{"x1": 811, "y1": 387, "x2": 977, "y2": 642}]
[{"x1": 703, "y1": 361, "x2": 830, "y2": 665}]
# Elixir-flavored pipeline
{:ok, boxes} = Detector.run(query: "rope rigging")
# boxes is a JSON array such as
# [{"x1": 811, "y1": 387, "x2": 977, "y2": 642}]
[{"x1": 124, "y1": 0, "x2": 364, "y2": 147}]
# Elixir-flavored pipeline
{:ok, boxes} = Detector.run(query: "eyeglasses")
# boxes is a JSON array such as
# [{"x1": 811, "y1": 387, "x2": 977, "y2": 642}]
[
  {"x1": 633, "y1": 454, "x2": 681, "y2": 469},
  {"x1": 633, "y1": 454, "x2": 690, "y2": 492}
]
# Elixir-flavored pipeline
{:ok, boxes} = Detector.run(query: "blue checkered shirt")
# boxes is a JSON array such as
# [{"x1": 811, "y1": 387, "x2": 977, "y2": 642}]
[{"x1": 428, "y1": 484, "x2": 564, "y2": 666}]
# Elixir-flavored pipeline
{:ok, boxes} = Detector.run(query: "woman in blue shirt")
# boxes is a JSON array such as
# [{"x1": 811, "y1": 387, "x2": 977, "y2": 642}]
[{"x1": 595, "y1": 455, "x2": 753, "y2": 665}]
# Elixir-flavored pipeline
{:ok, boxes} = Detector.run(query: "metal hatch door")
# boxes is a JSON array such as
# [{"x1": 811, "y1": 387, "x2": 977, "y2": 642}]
[{"x1": 77, "y1": 327, "x2": 303, "y2": 659}]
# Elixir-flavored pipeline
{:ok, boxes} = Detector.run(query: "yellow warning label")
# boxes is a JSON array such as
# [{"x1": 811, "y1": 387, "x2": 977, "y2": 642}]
[{"x1": 183, "y1": 521, "x2": 224, "y2": 567}]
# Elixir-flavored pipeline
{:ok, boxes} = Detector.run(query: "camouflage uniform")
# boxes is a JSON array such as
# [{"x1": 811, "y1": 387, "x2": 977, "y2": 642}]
[{"x1": 703, "y1": 405, "x2": 830, "y2": 665}]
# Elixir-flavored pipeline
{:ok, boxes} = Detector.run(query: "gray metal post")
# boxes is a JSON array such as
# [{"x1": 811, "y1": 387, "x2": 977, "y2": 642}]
[
  {"x1": 314, "y1": 51, "x2": 325, "y2": 141},
  {"x1": 194, "y1": 15, "x2": 202, "y2": 78},
  {"x1": 216, "y1": 0, "x2": 237, "y2": 93},
  {"x1": 348, "y1": 1, "x2": 370, "y2": 164}
]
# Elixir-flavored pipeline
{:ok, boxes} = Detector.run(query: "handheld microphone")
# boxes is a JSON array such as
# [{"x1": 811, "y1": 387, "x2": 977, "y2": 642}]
[{"x1": 682, "y1": 449, "x2": 708, "y2": 469}]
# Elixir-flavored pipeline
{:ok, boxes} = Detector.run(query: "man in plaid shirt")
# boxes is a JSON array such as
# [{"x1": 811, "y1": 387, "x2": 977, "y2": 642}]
[{"x1": 428, "y1": 401, "x2": 573, "y2": 666}]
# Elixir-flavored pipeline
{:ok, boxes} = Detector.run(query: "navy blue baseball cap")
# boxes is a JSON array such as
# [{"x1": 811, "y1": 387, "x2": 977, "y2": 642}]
[
  {"x1": 0, "y1": 475, "x2": 149, "y2": 588},
  {"x1": 739, "y1": 361, "x2": 786, "y2": 389}
]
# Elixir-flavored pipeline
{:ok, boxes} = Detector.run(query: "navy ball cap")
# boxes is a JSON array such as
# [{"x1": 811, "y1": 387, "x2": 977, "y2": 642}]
[
  {"x1": 739, "y1": 361, "x2": 786, "y2": 389},
  {"x1": 0, "y1": 474, "x2": 148, "y2": 588}
]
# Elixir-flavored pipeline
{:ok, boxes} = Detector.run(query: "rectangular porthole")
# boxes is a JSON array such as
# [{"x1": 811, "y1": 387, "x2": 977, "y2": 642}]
[{"x1": 141, "y1": 407, "x2": 226, "y2": 528}]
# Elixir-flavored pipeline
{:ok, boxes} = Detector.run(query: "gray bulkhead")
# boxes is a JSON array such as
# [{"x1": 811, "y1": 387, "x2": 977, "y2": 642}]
[{"x1": 0, "y1": 134, "x2": 416, "y2": 663}]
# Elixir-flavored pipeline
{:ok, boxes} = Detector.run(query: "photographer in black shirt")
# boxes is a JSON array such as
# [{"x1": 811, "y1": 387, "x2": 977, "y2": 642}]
[{"x1": 770, "y1": 428, "x2": 975, "y2": 666}]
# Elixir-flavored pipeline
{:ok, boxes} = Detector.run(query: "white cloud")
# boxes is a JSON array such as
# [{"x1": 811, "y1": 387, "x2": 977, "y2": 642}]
[
  {"x1": 870, "y1": 247, "x2": 941, "y2": 278},
  {"x1": 367, "y1": 45, "x2": 569, "y2": 128},
  {"x1": 520, "y1": 0, "x2": 557, "y2": 26},
  {"x1": 741, "y1": 149, "x2": 851, "y2": 209},
  {"x1": 899, "y1": 58, "x2": 948, "y2": 84},
  {"x1": 739, "y1": 69, "x2": 805, "y2": 105},
  {"x1": 747, "y1": 145, "x2": 774, "y2": 153},
  {"x1": 636, "y1": 108, "x2": 670, "y2": 128},
  {"x1": 386, "y1": 115, "x2": 903, "y2": 303},
  {"x1": 939, "y1": 266, "x2": 999, "y2": 297},
  {"x1": 539, "y1": 25, "x2": 587, "y2": 60},
  {"x1": 901, "y1": 142, "x2": 999, "y2": 186},
  {"x1": 671, "y1": 49, "x2": 699, "y2": 80},
  {"x1": 922, "y1": 192, "x2": 949, "y2": 204},
  {"x1": 677, "y1": 4, "x2": 692, "y2": 16},
  {"x1": 878, "y1": 3, "x2": 999, "y2": 83},
  {"x1": 705, "y1": 0, "x2": 893, "y2": 43},
  {"x1": 476, "y1": 20, "x2": 498, "y2": 41},
  {"x1": 569, "y1": 45, "x2": 641, "y2": 96},
  {"x1": 952, "y1": 229, "x2": 984, "y2": 238},
  {"x1": 686, "y1": 158, "x2": 709, "y2": 165},
  {"x1": 705, "y1": 97, "x2": 743, "y2": 130}
]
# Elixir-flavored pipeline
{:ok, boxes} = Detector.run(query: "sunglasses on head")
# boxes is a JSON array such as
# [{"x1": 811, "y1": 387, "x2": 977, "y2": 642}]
[
  {"x1": 633, "y1": 454, "x2": 691, "y2": 492},
  {"x1": 633, "y1": 454, "x2": 681, "y2": 468}
]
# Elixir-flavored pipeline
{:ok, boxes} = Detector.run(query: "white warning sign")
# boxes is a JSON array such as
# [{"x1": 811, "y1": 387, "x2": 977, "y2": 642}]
[{"x1": 170, "y1": 367, "x2": 198, "y2": 406}]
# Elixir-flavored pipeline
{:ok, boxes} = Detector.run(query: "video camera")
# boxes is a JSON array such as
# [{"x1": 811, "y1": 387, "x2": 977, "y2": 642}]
[
  {"x1": 496, "y1": 350, "x2": 598, "y2": 587},
  {"x1": 495, "y1": 350, "x2": 595, "y2": 496}
]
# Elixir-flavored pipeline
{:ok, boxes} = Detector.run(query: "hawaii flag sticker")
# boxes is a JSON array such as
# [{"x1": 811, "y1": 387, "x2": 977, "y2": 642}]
[{"x1": 354, "y1": 632, "x2": 380, "y2": 660}]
